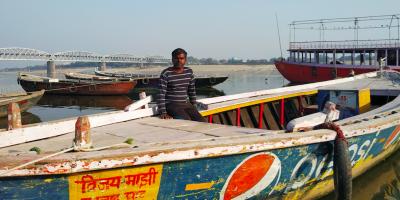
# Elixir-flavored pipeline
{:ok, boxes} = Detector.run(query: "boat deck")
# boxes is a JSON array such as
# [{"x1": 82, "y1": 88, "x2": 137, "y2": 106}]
[
  {"x1": 0, "y1": 117, "x2": 278, "y2": 155},
  {"x1": 3, "y1": 74, "x2": 400, "y2": 156},
  {"x1": 320, "y1": 74, "x2": 400, "y2": 96}
]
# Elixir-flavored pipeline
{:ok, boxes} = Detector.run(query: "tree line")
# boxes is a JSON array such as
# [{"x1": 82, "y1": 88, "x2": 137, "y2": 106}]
[{"x1": 187, "y1": 57, "x2": 281, "y2": 65}]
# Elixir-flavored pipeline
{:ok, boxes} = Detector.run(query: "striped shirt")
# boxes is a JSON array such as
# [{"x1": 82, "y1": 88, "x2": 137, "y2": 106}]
[{"x1": 157, "y1": 67, "x2": 196, "y2": 114}]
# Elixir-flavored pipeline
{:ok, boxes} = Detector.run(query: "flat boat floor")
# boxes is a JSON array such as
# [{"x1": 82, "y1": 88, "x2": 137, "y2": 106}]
[{"x1": 0, "y1": 117, "x2": 279, "y2": 156}]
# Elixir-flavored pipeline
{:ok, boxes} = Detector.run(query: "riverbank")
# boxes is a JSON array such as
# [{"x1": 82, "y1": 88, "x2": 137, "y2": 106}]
[{"x1": 14, "y1": 64, "x2": 278, "y2": 77}]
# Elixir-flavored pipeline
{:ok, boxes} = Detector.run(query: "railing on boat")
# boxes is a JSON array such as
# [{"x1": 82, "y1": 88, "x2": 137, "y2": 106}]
[{"x1": 289, "y1": 39, "x2": 400, "y2": 50}]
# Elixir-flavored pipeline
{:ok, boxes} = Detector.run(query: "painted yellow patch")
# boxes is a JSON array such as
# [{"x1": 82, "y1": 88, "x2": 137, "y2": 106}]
[
  {"x1": 358, "y1": 88, "x2": 370, "y2": 114},
  {"x1": 273, "y1": 182, "x2": 287, "y2": 191},
  {"x1": 68, "y1": 164, "x2": 163, "y2": 200},
  {"x1": 185, "y1": 181, "x2": 215, "y2": 191},
  {"x1": 44, "y1": 178, "x2": 53, "y2": 183},
  {"x1": 378, "y1": 138, "x2": 386, "y2": 143}
]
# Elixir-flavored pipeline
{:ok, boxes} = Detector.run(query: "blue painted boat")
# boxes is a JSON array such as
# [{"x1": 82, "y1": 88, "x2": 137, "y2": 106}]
[{"x1": 0, "y1": 71, "x2": 400, "y2": 199}]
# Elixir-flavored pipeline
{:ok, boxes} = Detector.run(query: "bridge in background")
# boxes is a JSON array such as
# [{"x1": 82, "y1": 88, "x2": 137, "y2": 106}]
[{"x1": 0, "y1": 47, "x2": 170, "y2": 77}]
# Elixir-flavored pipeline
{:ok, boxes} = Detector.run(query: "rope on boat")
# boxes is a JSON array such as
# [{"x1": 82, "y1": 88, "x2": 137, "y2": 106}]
[
  {"x1": 0, "y1": 143, "x2": 132, "y2": 176},
  {"x1": 41, "y1": 82, "x2": 108, "y2": 92},
  {"x1": 0, "y1": 147, "x2": 74, "y2": 176},
  {"x1": 321, "y1": 122, "x2": 352, "y2": 200},
  {"x1": 322, "y1": 122, "x2": 347, "y2": 144}
]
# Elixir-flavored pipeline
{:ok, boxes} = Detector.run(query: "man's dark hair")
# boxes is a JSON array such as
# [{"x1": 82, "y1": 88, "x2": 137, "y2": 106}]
[{"x1": 172, "y1": 48, "x2": 187, "y2": 58}]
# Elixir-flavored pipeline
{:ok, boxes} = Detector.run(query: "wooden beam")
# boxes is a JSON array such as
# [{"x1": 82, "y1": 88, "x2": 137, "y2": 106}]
[{"x1": 0, "y1": 99, "x2": 156, "y2": 148}]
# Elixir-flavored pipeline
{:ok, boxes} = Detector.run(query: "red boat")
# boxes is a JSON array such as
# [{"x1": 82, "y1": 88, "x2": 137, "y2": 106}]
[
  {"x1": 17, "y1": 73, "x2": 136, "y2": 95},
  {"x1": 275, "y1": 61, "x2": 400, "y2": 83},
  {"x1": 276, "y1": 14, "x2": 400, "y2": 83}
]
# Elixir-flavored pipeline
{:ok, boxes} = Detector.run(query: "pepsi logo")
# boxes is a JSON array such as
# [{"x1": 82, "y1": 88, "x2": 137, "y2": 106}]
[
  {"x1": 385, "y1": 125, "x2": 400, "y2": 148},
  {"x1": 220, "y1": 152, "x2": 281, "y2": 200}
]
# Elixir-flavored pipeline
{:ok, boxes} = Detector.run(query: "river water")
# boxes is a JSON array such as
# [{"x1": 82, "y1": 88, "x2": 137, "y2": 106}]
[{"x1": 0, "y1": 68, "x2": 399, "y2": 199}]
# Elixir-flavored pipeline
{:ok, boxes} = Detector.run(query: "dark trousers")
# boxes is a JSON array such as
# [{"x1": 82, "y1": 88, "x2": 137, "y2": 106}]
[{"x1": 166, "y1": 102, "x2": 206, "y2": 122}]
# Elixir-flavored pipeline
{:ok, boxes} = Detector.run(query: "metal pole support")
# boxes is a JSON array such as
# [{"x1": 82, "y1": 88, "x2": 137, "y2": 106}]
[
  {"x1": 74, "y1": 116, "x2": 92, "y2": 151},
  {"x1": 7, "y1": 103, "x2": 22, "y2": 130}
]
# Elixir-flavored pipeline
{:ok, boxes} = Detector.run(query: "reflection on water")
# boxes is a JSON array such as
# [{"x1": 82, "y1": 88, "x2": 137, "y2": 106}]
[
  {"x1": 196, "y1": 87, "x2": 226, "y2": 97},
  {"x1": 361, "y1": 150, "x2": 400, "y2": 200},
  {"x1": 131, "y1": 87, "x2": 226, "y2": 99},
  {"x1": 321, "y1": 149, "x2": 400, "y2": 200},
  {"x1": 0, "y1": 111, "x2": 41, "y2": 129},
  {"x1": 38, "y1": 94, "x2": 134, "y2": 110}
]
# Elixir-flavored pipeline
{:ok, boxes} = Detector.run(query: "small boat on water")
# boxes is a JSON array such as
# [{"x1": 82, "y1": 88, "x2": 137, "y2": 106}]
[
  {"x1": 18, "y1": 73, "x2": 137, "y2": 95},
  {"x1": 64, "y1": 72, "x2": 132, "y2": 82},
  {"x1": 0, "y1": 90, "x2": 44, "y2": 118},
  {"x1": 275, "y1": 14, "x2": 400, "y2": 83},
  {"x1": 1, "y1": 71, "x2": 400, "y2": 199},
  {"x1": 94, "y1": 69, "x2": 229, "y2": 88}
]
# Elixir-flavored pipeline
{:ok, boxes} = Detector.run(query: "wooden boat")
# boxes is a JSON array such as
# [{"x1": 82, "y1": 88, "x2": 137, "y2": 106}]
[
  {"x1": 0, "y1": 90, "x2": 44, "y2": 118},
  {"x1": 65, "y1": 72, "x2": 132, "y2": 82},
  {"x1": 276, "y1": 14, "x2": 400, "y2": 83},
  {"x1": 1, "y1": 71, "x2": 400, "y2": 199},
  {"x1": 18, "y1": 73, "x2": 137, "y2": 95},
  {"x1": 94, "y1": 69, "x2": 229, "y2": 88}
]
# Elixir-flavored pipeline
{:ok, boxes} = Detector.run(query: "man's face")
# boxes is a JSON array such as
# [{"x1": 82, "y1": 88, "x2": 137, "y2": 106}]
[{"x1": 172, "y1": 53, "x2": 186, "y2": 67}]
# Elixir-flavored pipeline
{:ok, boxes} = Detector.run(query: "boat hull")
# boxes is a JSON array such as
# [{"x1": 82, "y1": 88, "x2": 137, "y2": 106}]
[
  {"x1": 114, "y1": 76, "x2": 228, "y2": 88},
  {"x1": 195, "y1": 76, "x2": 228, "y2": 88},
  {"x1": 1, "y1": 124, "x2": 399, "y2": 199},
  {"x1": 37, "y1": 94, "x2": 134, "y2": 110},
  {"x1": 18, "y1": 78, "x2": 136, "y2": 95},
  {"x1": 94, "y1": 70, "x2": 228, "y2": 88},
  {"x1": 275, "y1": 61, "x2": 400, "y2": 83},
  {"x1": 0, "y1": 90, "x2": 44, "y2": 118}
]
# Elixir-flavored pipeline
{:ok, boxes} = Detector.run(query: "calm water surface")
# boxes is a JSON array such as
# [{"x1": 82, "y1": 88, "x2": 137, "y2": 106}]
[{"x1": 0, "y1": 68, "x2": 399, "y2": 199}]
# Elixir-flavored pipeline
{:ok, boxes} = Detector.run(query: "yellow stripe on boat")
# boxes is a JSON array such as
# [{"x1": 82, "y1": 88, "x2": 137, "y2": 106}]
[{"x1": 200, "y1": 90, "x2": 318, "y2": 116}]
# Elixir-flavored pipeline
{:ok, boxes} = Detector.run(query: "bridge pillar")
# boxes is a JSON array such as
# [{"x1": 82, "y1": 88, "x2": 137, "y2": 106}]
[
  {"x1": 47, "y1": 60, "x2": 56, "y2": 78},
  {"x1": 100, "y1": 61, "x2": 107, "y2": 71}
]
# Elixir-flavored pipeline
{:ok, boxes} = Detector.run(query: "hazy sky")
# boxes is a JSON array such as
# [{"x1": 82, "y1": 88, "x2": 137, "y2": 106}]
[{"x1": 0, "y1": 0, "x2": 399, "y2": 64}]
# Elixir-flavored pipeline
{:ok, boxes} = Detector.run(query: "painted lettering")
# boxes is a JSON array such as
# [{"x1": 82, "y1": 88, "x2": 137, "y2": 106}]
[
  {"x1": 74, "y1": 175, "x2": 122, "y2": 193},
  {"x1": 124, "y1": 190, "x2": 146, "y2": 200},
  {"x1": 356, "y1": 140, "x2": 370, "y2": 162},
  {"x1": 287, "y1": 154, "x2": 317, "y2": 190},
  {"x1": 314, "y1": 155, "x2": 329, "y2": 180},
  {"x1": 348, "y1": 143, "x2": 358, "y2": 166},
  {"x1": 125, "y1": 167, "x2": 158, "y2": 188}
]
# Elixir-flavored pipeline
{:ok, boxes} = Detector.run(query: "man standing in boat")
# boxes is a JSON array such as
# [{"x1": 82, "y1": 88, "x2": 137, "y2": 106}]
[{"x1": 157, "y1": 48, "x2": 206, "y2": 122}]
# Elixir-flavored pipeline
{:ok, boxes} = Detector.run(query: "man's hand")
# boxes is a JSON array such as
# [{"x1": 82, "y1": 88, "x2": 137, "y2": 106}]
[
  {"x1": 159, "y1": 113, "x2": 173, "y2": 119},
  {"x1": 195, "y1": 102, "x2": 208, "y2": 110}
]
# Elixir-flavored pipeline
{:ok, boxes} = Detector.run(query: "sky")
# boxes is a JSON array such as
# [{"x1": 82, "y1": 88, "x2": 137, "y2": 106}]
[{"x1": 0, "y1": 0, "x2": 399, "y2": 68}]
